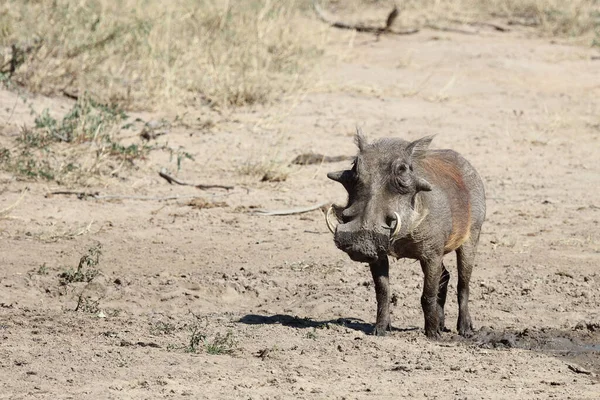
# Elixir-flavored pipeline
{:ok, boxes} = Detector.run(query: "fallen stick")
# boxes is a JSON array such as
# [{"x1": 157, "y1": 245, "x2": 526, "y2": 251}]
[
  {"x1": 45, "y1": 191, "x2": 201, "y2": 201},
  {"x1": 45, "y1": 190, "x2": 99, "y2": 199},
  {"x1": 94, "y1": 194, "x2": 200, "y2": 201},
  {"x1": 159, "y1": 169, "x2": 233, "y2": 190},
  {"x1": 425, "y1": 24, "x2": 478, "y2": 35},
  {"x1": 447, "y1": 19, "x2": 510, "y2": 32},
  {"x1": 313, "y1": 0, "x2": 419, "y2": 36},
  {"x1": 253, "y1": 202, "x2": 328, "y2": 216}
]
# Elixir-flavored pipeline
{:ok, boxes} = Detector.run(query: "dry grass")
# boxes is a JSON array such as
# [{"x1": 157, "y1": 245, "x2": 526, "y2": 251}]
[
  {"x1": 1, "y1": 0, "x2": 597, "y2": 186},
  {"x1": 0, "y1": 188, "x2": 27, "y2": 220},
  {"x1": 1, "y1": 0, "x2": 597, "y2": 113},
  {"x1": 0, "y1": 0, "x2": 327, "y2": 111}
]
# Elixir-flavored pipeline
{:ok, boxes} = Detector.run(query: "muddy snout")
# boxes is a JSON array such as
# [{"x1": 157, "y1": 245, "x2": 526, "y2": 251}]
[{"x1": 333, "y1": 225, "x2": 389, "y2": 263}]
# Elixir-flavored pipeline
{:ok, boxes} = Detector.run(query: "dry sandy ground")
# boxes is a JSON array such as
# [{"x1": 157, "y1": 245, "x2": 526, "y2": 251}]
[{"x1": 1, "y1": 24, "x2": 600, "y2": 399}]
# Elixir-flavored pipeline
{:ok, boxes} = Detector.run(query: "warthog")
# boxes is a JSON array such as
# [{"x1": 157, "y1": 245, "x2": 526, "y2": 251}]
[{"x1": 326, "y1": 130, "x2": 485, "y2": 339}]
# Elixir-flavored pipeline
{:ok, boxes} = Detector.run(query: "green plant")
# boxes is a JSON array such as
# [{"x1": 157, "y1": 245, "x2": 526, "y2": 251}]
[
  {"x1": 169, "y1": 146, "x2": 194, "y2": 172},
  {"x1": 183, "y1": 316, "x2": 237, "y2": 355},
  {"x1": 306, "y1": 328, "x2": 318, "y2": 340},
  {"x1": 185, "y1": 324, "x2": 206, "y2": 353},
  {"x1": 205, "y1": 331, "x2": 237, "y2": 355},
  {"x1": 59, "y1": 243, "x2": 102, "y2": 285},
  {"x1": 36, "y1": 263, "x2": 48, "y2": 275}
]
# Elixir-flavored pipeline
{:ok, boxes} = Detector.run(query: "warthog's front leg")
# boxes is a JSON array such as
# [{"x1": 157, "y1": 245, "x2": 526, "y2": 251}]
[
  {"x1": 420, "y1": 256, "x2": 443, "y2": 339},
  {"x1": 369, "y1": 256, "x2": 391, "y2": 336}
]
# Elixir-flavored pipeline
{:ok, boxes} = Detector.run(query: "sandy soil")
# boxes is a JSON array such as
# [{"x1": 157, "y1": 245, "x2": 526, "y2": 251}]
[{"x1": 1, "y1": 25, "x2": 599, "y2": 399}]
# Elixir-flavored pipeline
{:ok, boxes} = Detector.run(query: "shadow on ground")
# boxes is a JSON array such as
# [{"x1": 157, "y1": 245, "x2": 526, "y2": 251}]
[
  {"x1": 238, "y1": 314, "x2": 419, "y2": 335},
  {"x1": 240, "y1": 314, "x2": 599, "y2": 378}
]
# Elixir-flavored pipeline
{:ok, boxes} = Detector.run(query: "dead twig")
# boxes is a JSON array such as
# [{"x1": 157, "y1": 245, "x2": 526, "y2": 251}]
[
  {"x1": 447, "y1": 19, "x2": 510, "y2": 32},
  {"x1": 425, "y1": 24, "x2": 478, "y2": 35},
  {"x1": 94, "y1": 194, "x2": 200, "y2": 201},
  {"x1": 567, "y1": 364, "x2": 594, "y2": 376},
  {"x1": 312, "y1": 1, "x2": 418, "y2": 36},
  {"x1": 253, "y1": 202, "x2": 328, "y2": 216},
  {"x1": 45, "y1": 190, "x2": 99, "y2": 199},
  {"x1": 159, "y1": 169, "x2": 233, "y2": 190}
]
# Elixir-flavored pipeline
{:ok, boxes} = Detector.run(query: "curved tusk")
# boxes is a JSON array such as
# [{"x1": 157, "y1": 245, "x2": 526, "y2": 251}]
[
  {"x1": 325, "y1": 206, "x2": 338, "y2": 234},
  {"x1": 391, "y1": 212, "x2": 401, "y2": 239}
]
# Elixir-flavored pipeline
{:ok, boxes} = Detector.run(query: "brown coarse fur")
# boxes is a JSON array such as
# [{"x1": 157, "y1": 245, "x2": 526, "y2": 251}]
[{"x1": 419, "y1": 153, "x2": 472, "y2": 253}]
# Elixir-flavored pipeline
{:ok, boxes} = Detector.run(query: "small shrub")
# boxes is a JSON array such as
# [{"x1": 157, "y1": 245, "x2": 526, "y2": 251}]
[
  {"x1": 59, "y1": 243, "x2": 102, "y2": 285},
  {"x1": 36, "y1": 263, "x2": 49, "y2": 275},
  {"x1": 150, "y1": 321, "x2": 177, "y2": 336},
  {"x1": 185, "y1": 325, "x2": 206, "y2": 354},
  {"x1": 205, "y1": 331, "x2": 237, "y2": 355}
]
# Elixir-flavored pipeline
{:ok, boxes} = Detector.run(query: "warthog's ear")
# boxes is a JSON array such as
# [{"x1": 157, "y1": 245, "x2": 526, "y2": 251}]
[
  {"x1": 355, "y1": 127, "x2": 367, "y2": 151},
  {"x1": 416, "y1": 176, "x2": 432, "y2": 192},
  {"x1": 327, "y1": 170, "x2": 350, "y2": 183},
  {"x1": 407, "y1": 135, "x2": 434, "y2": 159}
]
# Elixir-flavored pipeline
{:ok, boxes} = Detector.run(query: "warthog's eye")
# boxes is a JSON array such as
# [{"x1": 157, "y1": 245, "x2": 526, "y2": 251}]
[
  {"x1": 391, "y1": 161, "x2": 412, "y2": 192},
  {"x1": 397, "y1": 163, "x2": 408, "y2": 172}
]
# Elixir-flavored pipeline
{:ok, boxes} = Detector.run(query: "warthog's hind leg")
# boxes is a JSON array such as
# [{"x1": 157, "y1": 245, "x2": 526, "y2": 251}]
[
  {"x1": 456, "y1": 230, "x2": 480, "y2": 336},
  {"x1": 437, "y1": 262, "x2": 450, "y2": 333}
]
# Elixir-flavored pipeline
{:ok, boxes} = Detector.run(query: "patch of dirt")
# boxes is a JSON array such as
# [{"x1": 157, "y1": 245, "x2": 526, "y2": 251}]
[
  {"x1": 1, "y1": 26, "x2": 600, "y2": 399},
  {"x1": 463, "y1": 325, "x2": 600, "y2": 379}
]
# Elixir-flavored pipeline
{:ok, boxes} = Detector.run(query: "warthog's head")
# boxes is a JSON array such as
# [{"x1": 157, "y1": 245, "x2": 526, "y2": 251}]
[{"x1": 326, "y1": 130, "x2": 433, "y2": 263}]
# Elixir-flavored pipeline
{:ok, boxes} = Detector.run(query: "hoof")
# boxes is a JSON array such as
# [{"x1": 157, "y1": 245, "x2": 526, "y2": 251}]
[
  {"x1": 425, "y1": 327, "x2": 442, "y2": 340},
  {"x1": 458, "y1": 326, "x2": 474, "y2": 338},
  {"x1": 373, "y1": 324, "x2": 392, "y2": 336},
  {"x1": 458, "y1": 318, "x2": 474, "y2": 337}
]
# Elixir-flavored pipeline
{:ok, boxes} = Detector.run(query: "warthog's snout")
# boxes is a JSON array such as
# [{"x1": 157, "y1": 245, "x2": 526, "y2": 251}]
[{"x1": 333, "y1": 221, "x2": 390, "y2": 263}]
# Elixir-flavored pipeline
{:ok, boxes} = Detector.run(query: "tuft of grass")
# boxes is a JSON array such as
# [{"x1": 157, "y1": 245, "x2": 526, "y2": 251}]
[
  {"x1": 150, "y1": 321, "x2": 177, "y2": 336},
  {"x1": 0, "y1": 94, "x2": 150, "y2": 184},
  {"x1": 59, "y1": 243, "x2": 102, "y2": 286},
  {"x1": 204, "y1": 331, "x2": 237, "y2": 355},
  {"x1": 183, "y1": 321, "x2": 237, "y2": 355},
  {"x1": 54, "y1": 243, "x2": 106, "y2": 314},
  {"x1": 185, "y1": 324, "x2": 207, "y2": 354},
  {"x1": 305, "y1": 328, "x2": 319, "y2": 340},
  {"x1": 36, "y1": 263, "x2": 49, "y2": 276},
  {"x1": 0, "y1": 0, "x2": 326, "y2": 110},
  {"x1": 168, "y1": 147, "x2": 194, "y2": 173}
]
